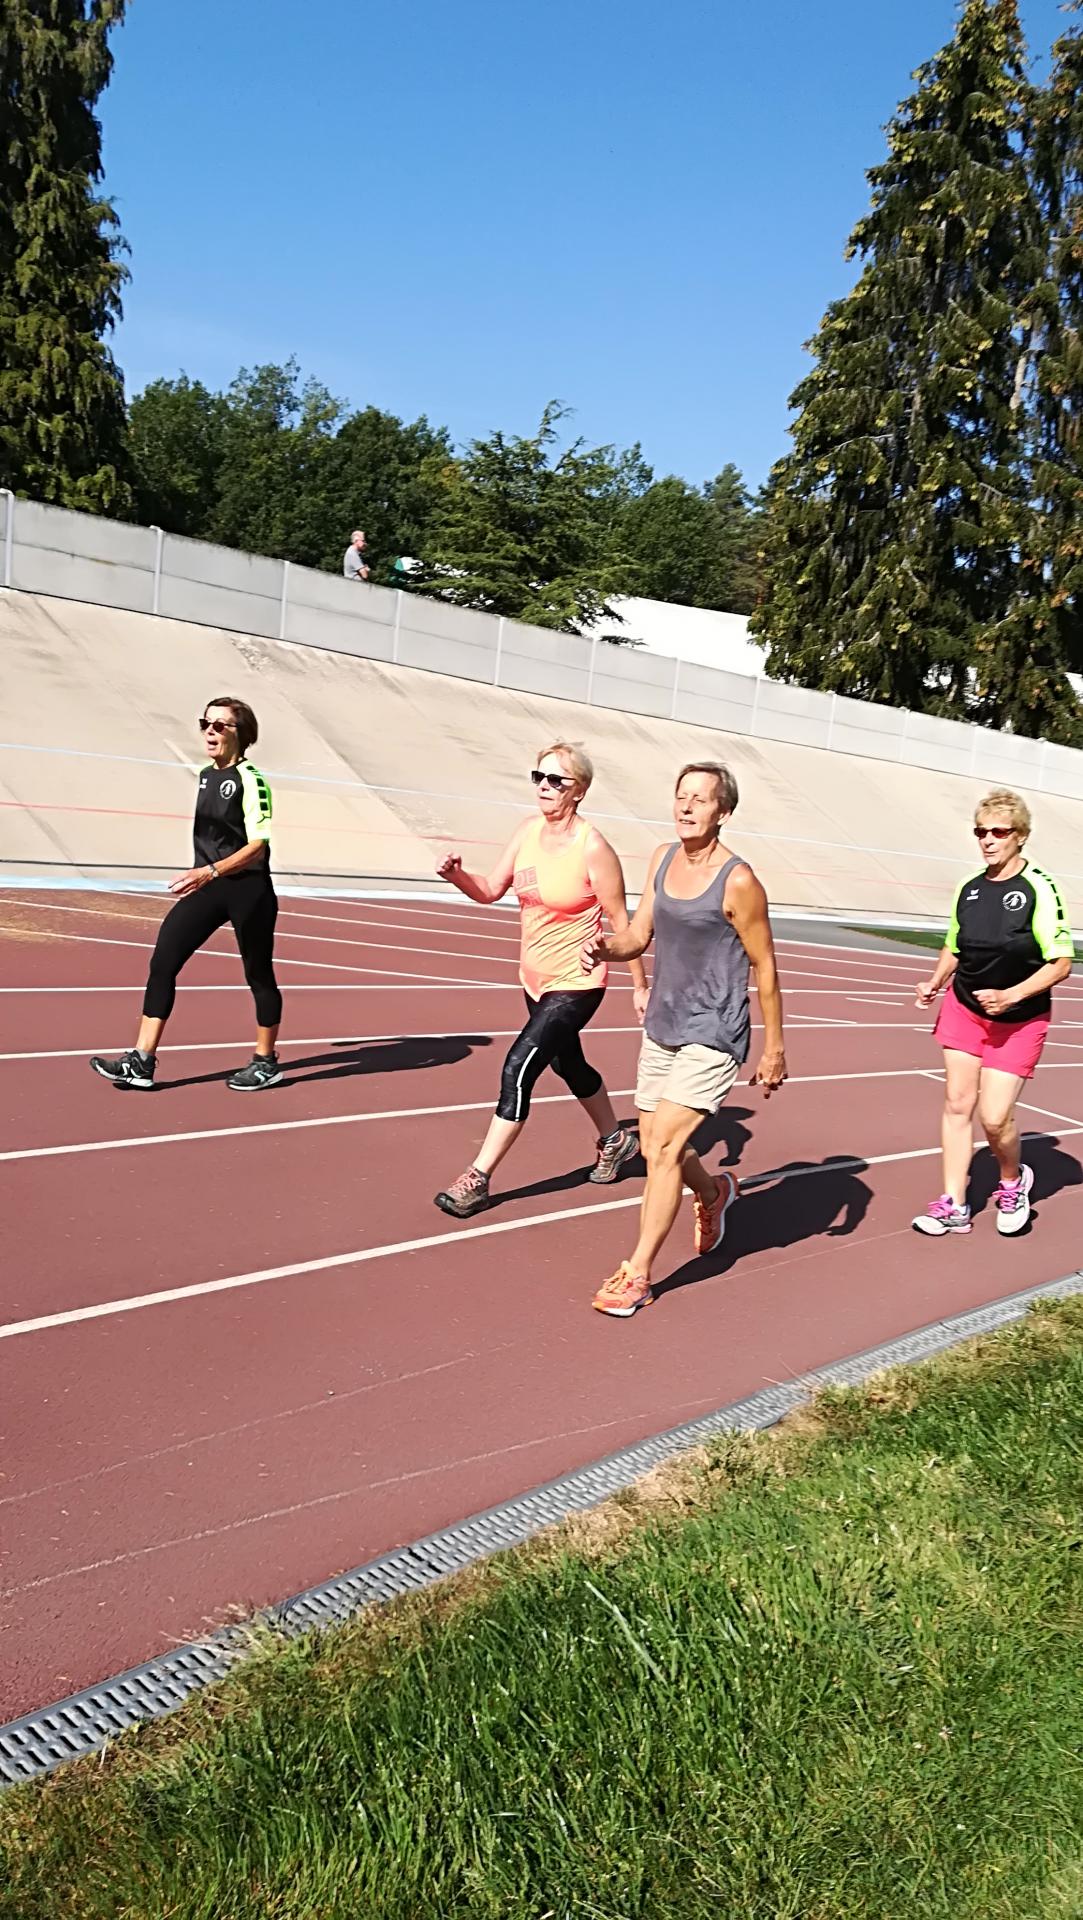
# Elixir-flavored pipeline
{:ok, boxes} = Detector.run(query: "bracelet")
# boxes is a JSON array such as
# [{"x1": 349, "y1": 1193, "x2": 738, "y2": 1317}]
[{"x1": 207, "y1": 864, "x2": 219, "y2": 881}]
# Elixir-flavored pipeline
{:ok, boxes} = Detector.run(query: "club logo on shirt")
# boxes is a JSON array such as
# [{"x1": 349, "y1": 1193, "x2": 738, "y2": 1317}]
[
  {"x1": 1003, "y1": 890, "x2": 1026, "y2": 912},
  {"x1": 220, "y1": 779, "x2": 237, "y2": 799}
]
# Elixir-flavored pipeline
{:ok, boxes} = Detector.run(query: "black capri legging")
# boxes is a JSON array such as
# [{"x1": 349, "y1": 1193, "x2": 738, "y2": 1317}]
[
  {"x1": 143, "y1": 875, "x2": 282, "y2": 1027},
  {"x1": 496, "y1": 988, "x2": 606, "y2": 1122}
]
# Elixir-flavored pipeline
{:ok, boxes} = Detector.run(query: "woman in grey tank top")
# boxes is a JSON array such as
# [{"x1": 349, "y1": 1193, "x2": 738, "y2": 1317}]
[{"x1": 582, "y1": 761, "x2": 786, "y2": 1317}]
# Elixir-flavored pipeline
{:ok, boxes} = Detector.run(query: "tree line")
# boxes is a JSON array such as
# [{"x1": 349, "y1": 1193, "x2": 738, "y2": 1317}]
[
  {"x1": 754, "y1": 0, "x2": 1083, "y2": 744},
  {"x1": 4, "y1": 3, "x2": 1083, "y2": 730}
]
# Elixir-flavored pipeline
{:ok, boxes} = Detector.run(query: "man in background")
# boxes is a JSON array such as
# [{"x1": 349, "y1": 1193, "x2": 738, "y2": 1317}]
[{"x1": 343, "y1": 529, "x2": 370, "y2": 581}]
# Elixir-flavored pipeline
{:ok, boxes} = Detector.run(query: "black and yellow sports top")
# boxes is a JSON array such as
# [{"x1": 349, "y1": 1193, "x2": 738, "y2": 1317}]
[
  {"x1": 946, "y1": 861, "x2": 1073, "y2": 1021},
  {"x1": 193, "y1": 761, "x2": 273, "y2": 873}
]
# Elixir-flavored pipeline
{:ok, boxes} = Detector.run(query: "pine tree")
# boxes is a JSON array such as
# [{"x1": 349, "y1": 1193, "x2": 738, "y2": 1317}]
[
  {"x1": 754, "y1": 2, "x2": 1049, "y2": 725},
  {"x1": 1014, "y1": 4, "x2": 1083, "y2": 741},
  {"x1": 418, "y1": 403, "x2": 645, "y2": 632},
  {"x1": 0, "y1": 1, "x2": 130, "y2": 512}
]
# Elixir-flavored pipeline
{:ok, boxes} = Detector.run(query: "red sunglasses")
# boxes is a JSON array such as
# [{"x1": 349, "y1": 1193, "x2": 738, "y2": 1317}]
[{"x1": 973, "y1": 825, "x2": 1015, "y2": 840}]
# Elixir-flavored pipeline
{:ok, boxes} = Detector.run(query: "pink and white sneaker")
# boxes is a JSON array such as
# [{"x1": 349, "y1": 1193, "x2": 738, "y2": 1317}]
[
  {"x1": 912, "y1": 1195, "x2": 972, "y2": 1236},
  {"x1": 993, "y1": 1164, "x2": 1033, "y2": 1236}
]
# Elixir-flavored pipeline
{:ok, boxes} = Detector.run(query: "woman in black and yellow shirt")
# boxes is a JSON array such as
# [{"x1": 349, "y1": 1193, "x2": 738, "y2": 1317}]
[
  {"x1": 90, "y1": 697, "x2": 284, "y2": 1092},
  {"x1": 913, "y1": 789, "x2": 1073, "y2": 1237}
]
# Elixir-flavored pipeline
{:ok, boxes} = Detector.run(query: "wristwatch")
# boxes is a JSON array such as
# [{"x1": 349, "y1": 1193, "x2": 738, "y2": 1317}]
[{"x1": 207, "y1": 863, "x2": 220, "y2": 881}]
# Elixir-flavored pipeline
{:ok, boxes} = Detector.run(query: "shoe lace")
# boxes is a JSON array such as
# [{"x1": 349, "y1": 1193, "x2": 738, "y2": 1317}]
[
  {"x1": 928, "y1": 1195, "x2": 958, "y2": 1219},
  {"x1": 598, "y1": 1263, "x2": 642, "y2": 1299},
  {"x1": 448, "y1": 1166, "x2": 486, "y2": 1200},
  {"x1": 994, "y1": 1179, "x2": 1023, "y2": 1211}
]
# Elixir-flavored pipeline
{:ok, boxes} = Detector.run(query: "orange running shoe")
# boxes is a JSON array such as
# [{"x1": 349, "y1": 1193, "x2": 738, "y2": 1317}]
[
  {"x1": 693, "y1": 1168, "x2": 738, "y2": 1256},
  {"x1": 591, "y1": 1262, "x2": 653, "y2": 1317}
]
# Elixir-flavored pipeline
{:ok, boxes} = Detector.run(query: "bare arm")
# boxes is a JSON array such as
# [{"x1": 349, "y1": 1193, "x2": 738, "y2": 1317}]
[
  {"x1": 437, "y1": 827, "x2": 523, "y2": 906},
  {"x1": 586, "y1": 830, "x2": 648, "y2": 999},
  {"x1": 583, "y1": 844, "x2": 665, "y2": 968},
  {"x1": 726, "y1": 864, "x2": 786, "y2": 1096},
  {"x1": 915, "y1": 946, "x2": 958, "y2": 1007},
  {"x1": 170, "y1": 840, "x2": 267, "y2": 895}
]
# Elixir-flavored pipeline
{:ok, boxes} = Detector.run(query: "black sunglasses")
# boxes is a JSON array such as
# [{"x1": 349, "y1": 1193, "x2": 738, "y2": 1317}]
[
  {"x1": 973, "y1": 825, "x2": 1014, "y2": 840},
  {"x1": 199, "y1": 716, "x2": 238, "y2": 733},
  {"x1": 531, "y1": 769, "x2": 573, "y2": 791}
]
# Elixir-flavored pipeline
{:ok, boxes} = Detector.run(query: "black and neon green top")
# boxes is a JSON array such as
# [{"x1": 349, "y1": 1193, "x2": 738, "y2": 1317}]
[
  {"x1": 193, "y1": 760, "x2": 273, "y2": 874},
  {"x1": 946, "y1": 861, "x2": 1073, "y2": 1022}
]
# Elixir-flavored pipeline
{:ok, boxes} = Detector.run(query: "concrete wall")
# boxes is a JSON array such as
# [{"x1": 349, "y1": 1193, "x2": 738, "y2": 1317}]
[
  {"x1": 3, "y1": 490, "x2": 1083, "y2": 806},
  {"x1": 6, "y1": 587, "x2": 1083, "y2": 928}
]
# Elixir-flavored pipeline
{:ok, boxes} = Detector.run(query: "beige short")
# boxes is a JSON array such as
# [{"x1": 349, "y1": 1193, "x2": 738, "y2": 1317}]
[{"x1": 635, "y1": 1033, "x2": 740, "y2": 1115}]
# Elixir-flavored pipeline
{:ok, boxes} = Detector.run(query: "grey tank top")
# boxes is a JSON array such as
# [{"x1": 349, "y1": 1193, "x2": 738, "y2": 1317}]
[{"x1": 645, "y1": 845, "x2": 752, "y2": 1063}]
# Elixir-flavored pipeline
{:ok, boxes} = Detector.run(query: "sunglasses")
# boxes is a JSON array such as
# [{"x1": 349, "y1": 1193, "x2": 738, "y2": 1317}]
[
  {"x1": 974, "y1": 825, "x2": 1015, "y2": 840},
  {"x1": 199, "y1": 716, "x2": 238, "y2": 733},
  {"x1": 531, "y1": 769, "x2": 573, "y2": 791}
]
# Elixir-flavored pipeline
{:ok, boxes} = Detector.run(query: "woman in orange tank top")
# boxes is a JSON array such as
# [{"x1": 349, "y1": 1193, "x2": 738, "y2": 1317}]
[{"x1": 434, "y1": 742, "x2": 649, "y2": 1217}]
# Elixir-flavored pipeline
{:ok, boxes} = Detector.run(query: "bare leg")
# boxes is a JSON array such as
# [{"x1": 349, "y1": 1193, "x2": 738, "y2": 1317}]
[
  {"x1": 577, "y1": 1085, "x2": 622, "y2": 1139},
  {"x1": 135, "y1": 1015, "x2": 166, "y2": 1055},
  {"x1": 256, "y1": 1023, "x2": 280, "y2": 1058},
  {"x1": 680, "y1": 1145, "x2": 717, "y2": 1205},
  {"x1": 472, "y1": 1115, "x2": 525, "y2": 1178},
  {"x1": 626, "y1": 1101, "x2": 709, "y2": 1281},
  {"x1": 941, "y1": 1049, "x2": 982, "y2": 1204},
  {"x1": 977, "y1": 1066, "x2": 1026, "y2": 1184}
]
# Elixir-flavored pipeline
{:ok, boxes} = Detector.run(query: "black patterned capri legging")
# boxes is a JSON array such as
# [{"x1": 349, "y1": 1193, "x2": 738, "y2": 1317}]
[{"x1": 495, "y1": 988, "x2": 606, "y2": 1122}]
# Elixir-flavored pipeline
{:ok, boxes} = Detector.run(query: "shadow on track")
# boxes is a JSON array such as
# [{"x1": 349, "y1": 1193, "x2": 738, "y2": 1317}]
[
  {"x1": 967, "y1": 1131, "x2": 1083, "y2": 1229},
  {"x1": 654, "y1": 1154, "x2": 873, "y2": 1301},
  {"x1": 154, "y1": 1033, "x2": 494, "y2": 1091},
  {"x1": 491, "y1": 1107, "x2": 758, "y2": 1210}
]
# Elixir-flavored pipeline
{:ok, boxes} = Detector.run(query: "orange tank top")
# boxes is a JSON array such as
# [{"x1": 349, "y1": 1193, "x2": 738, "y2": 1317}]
[{"x1": 514, "y1": 815, "x2": 607, "y2": 999}]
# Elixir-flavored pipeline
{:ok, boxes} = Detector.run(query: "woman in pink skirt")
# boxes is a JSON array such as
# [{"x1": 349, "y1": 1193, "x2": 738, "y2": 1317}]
[{"x1": 913, "y1": 789, "x2": 1074, "y2": 1238}]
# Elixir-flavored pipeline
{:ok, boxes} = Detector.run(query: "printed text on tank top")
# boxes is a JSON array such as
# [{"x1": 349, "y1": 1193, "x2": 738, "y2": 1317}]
[{"x1": 514, "y1": 814, "x2": 606, "y2": 998}]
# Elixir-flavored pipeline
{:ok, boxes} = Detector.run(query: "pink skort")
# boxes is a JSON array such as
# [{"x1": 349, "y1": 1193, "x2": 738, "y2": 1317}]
[{"x1": 934, "y1": 988, "x2": 1049, "y2": 1079}]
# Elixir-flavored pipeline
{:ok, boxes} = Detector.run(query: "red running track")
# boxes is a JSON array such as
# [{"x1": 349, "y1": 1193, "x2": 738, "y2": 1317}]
[{"x1": 2, "y1": 888, "x2": 1083, "y2": 1722}]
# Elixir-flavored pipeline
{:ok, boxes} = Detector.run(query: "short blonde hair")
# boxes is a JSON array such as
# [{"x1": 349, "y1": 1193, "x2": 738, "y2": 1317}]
[
  {"x1": 976, "y1": 788, "x2": 1031, "y2": 838},
  {"x1": 537, "y1": 741, "x2": 594, "y2": 792}
]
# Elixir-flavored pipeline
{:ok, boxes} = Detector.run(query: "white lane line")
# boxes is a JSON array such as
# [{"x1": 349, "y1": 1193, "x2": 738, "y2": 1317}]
[
  {"x1": 0, "y1": 1025, "x2": 644, "y2": 1063},
  {"x1": 0, "y1": 983, "x2": 527, "y2": 993},
  {"x1": 774, "y1": 937, "x2": 931, "y2": 970},
  {"x1": 6, "y1": 899, "x2": 521, "y2": 972},
  {"x1": 1016, "y1": 1097, "x2": 1083, "y2": 1130},
  {"x1": 4, "y1": 895, "x2": 527, "y2": 953},
  {"x1": 6, "y1": 1127, "x2": 1078, "y2": 1344},
  {"x1": 0, "y1": 1067, "x2": 939, "y2": 1165},
  {"x1": 0, "y1": 926, "x2": 497, "y2": 989},
  {"x1": 282, "y1": 907, "x2": 522, "y2": 949},
  {"x1": 0, "y1": 1019, "x2": 931, "y2": 1058},
  {"x1": 778, "y1": 965, "x2": 927, "y2": 991}
]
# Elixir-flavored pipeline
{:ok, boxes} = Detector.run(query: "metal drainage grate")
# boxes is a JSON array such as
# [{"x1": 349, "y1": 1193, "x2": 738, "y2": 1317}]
[{"x1": 3, "y1": 1268, "x2": 1081, "y2": 1786}]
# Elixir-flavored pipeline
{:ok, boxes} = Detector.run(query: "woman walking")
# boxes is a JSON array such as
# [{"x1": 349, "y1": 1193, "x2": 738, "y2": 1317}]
[
  {"x1": 583, "y1": 762, "x2": 786, "y2": 1316},
  {"x1": 433, "y1": 741, "x2": 649, "y2": 1217},
  {"x1": 90, "y1": 697, "x2": 284, "y2": 1092},
  {"x1": 912, "y1": 789, "x2": 1073, "y2": 1236}
]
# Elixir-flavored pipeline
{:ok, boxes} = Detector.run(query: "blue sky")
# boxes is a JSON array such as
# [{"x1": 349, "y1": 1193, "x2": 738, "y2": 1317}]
[{"x1": 103, "y1": 0, "x2": 1067, "y2": 493}]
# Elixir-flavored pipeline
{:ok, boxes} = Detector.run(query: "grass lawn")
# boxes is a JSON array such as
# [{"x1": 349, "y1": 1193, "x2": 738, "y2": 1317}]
[
  {"x1": 850, "y1": 924, "x2": 1083, "y2": 963},
  {"x1": 3, "y1": 1300, "x2": 1083, "y2": 1920},
  {"x1": 845, "y1": 924, "x2": 947, "y2": 952}
]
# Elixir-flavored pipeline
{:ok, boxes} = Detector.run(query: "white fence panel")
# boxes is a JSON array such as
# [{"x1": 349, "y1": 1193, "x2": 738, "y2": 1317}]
[
  {"x1": 899, "y1": 710, "x2": 975, "y2": 777},
  {"x1": 592, "y1": 645, "x2": 673, "y2": 720},
  {"x1": 753, "y1": 679, "x2": 835, "y2": 749},
  {"x1": 395, "y1": 594, "x2": 499, "y2": 683},
  {"x1": 12, "y1": 501, "x2": 156, "y2": 611},
  {"x1": 158, "y1": 534, "x2": 281, "y2": 636},
  {"x1": 497, "y1": 620, "x2": 593, "y2": 701}
]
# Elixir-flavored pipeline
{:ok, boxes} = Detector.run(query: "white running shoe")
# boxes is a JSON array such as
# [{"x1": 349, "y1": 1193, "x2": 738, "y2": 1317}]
[{"x1": 994, "y1": 1164, "x2": 1034, "y2": 1236}]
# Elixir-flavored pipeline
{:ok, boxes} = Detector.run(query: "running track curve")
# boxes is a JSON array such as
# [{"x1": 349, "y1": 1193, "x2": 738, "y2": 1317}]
[{"x1": 2, "y1": 888, "x2": 1082, "y2": 1722}]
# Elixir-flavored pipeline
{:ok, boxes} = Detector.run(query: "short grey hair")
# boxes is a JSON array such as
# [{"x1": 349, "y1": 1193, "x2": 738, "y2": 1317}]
[{"x1": 675, "y1": 761, "x2": 738, "y2": 814}]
